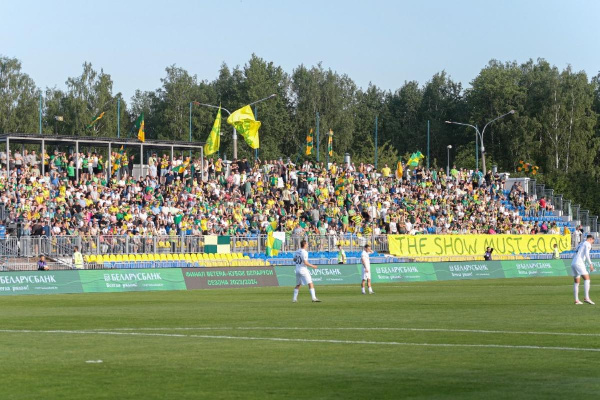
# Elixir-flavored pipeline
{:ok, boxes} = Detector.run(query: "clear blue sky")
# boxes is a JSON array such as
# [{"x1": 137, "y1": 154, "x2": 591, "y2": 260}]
[{"x1": 3, "y1": 0, "x2": 599, "y2": 102}]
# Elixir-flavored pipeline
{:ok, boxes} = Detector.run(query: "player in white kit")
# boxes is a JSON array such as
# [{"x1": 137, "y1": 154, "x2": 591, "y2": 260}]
[
  {"x1": 571, "y1": 235, "x2": 595, "y2": 305},
  {"x1": 292, "y1": 239, "x2": 321, "y2": 302},
  {"x1": 361, "y1": 244, "x2": 374, "y2": 294}
]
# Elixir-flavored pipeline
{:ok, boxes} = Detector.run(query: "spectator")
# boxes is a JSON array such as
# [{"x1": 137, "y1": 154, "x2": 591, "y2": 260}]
[
  {"x1": 37, "y1": 255, "x2": 49, "y2": 271},
  {"x1": 484, "y1": 247, "x2": 494, "y2": 261}
]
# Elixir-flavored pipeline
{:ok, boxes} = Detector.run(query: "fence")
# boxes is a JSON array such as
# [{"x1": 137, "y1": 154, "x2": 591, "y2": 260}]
[
  {"x1": 0, "y1": 261, "x2": 75, "y2": 272},
  {"x1": 0, "y1": 233, "x2": 390, "y2": 258},
  {"x1": 232, "y1": 234, "x2": 388, "y2": 255}
]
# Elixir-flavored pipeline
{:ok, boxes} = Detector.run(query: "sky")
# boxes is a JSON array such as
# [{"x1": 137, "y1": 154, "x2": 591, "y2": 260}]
[{"x1": 2, "y1": 0, "x2": 599, "y2": 101}]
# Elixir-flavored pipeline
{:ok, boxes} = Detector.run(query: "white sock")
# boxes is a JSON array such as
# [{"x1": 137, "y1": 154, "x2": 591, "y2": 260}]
[
  {"x1": 309, "y1": 288, "x2": 316, "y2": 300},
  {"x1": 293, "y1": 288, "x2": 299, "y2": 301},
  {"x1": 368, "y1": 287, "x2": 373, "y2": 293},
  {"x1": 361, "y1": 287, "x2": 366, "y2": 294},
  {"x1": 574, "y1": 283, "x2": 580, "y2": 301},
  {"x1": 584, "y1": 280, "x2": 591, "y2": 299}
]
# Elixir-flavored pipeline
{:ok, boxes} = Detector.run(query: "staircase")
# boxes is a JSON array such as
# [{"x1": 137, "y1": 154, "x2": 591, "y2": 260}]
[{"x1": 503, "y1": 177, "x2": 599, "y2": 249}]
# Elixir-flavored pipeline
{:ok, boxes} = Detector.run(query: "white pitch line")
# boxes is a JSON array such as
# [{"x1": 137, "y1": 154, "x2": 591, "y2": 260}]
[
  {"x1": 0, "y1": 329, "x2": 598, "y2": 353},
  {"x1": 100, "y1": 326, "x2": 600, "y2": 338}
]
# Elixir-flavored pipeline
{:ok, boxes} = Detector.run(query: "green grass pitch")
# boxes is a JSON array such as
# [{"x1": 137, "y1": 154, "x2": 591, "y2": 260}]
[{"x1": 1, "y1": 277, "x2": 599, "y2": 399}]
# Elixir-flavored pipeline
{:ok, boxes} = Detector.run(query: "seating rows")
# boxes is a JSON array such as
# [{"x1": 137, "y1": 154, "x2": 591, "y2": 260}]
[{"x1": 248, "y1": 251, "x2": 382, "y2": 260}]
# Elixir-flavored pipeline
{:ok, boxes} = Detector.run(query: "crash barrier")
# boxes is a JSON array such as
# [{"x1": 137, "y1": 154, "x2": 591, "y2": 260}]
[{"x1": 0, "y1": 260, "x2": 592, "y2": 296}]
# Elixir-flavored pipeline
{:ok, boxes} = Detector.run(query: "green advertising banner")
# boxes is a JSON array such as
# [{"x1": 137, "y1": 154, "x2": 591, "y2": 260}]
[
  {"x1": 183, "y1": 267, "x2": 279, "y2": 289},
  {"x1": 274, "y1": 265, "x2": 363, "y2": 286},
  {"x1": 562, "y1": 260, "x2": 599, "y2": 276},
  {"x1": 0, "y1": 260, "x2": 589, "y2": 297},
  {"x1": 502, "y1": 260, "x2": 568, "y2": 278},
  {"x1": 0, "y1": 271, "x2": 82, "y2": 295},
  {"x1": 371, "y1": 263, "x2": 437, "y2": 283},
  {"x1": 79, "y1": 269, "x2": 187, "y2": 293},
  {"x1": 433, "y1": 261, "x2": 505, "y2": 280}
]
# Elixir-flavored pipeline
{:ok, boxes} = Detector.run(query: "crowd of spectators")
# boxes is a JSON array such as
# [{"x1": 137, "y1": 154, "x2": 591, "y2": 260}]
[{"x1": 0, "y1": 148, "x2": 559, "y2": 243}]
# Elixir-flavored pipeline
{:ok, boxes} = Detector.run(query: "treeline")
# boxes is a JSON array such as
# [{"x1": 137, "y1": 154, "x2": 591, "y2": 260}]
[{"x1": 1, "y1": 55, "x2": 599, "y2": 213}]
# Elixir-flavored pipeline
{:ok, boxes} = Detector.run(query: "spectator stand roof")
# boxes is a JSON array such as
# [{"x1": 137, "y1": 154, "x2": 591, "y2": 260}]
[{"x1": 0, "y1": 133, "x2": 205, "y2": 180}]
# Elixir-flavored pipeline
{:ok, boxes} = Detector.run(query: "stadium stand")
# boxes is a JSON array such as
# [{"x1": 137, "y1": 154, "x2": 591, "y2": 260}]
[{"x1": 0, "y1": 136, "x2": 598, "y2": 270}]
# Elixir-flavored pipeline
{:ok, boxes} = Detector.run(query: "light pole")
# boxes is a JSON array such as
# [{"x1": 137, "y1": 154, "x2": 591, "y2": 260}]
[
  {"x1": 446, "y1": 145, "x2": 452, "y2": 176},
  {"x1": 192, "y1": 94, "x2": 276, "y2": 160},
  {"x1": 445, "y1": 110, "x2": 515, "y2": 174}
]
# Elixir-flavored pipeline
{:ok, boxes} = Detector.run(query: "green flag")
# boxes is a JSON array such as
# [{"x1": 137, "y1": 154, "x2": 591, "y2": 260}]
[
  {"x1": 86, "y1": 112, "x2": 105, "y2": 129},
  {"x1": 306, "y1": 128, "x2": 314, "y2": 155},
  {"x1": 265, "y1": 227, "x2": 282, "y2": 257},
  {"x1": 204, "y1": 107, "x2": 221, "y2": 156},
  {"x1": 408, "y1": 151, "x2": 424, "y2": 167},
  {"x1": 112, "y1": 146, "x2": 124, "y2": 174}
]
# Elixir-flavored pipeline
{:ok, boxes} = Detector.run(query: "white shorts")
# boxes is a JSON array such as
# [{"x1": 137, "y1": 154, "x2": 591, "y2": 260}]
[
  {"x1": 296, "y1": 267, "x2": 313, "y2": 286},
  {"x1": 362, "y1": 269, "x2": 371, "y2": 280},
  {"x1": 571, "y1": 264, "x2": 589, "y2": 278}
]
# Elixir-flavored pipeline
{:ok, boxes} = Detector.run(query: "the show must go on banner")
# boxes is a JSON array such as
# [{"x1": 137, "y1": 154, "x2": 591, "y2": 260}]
[{"x1": 388, "y1": 233, "x2": 571, "y2": 257}]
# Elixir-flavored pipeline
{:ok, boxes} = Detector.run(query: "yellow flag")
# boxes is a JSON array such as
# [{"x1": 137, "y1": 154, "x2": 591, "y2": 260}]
[
  {"x1": 135, "y1": 113, "x2": 145, "y2": 142},
  {"x1": 396, "y1": 161, "x2": 403, "y2": 179},
  {"x1": 227, "y1": 105, "x2": 261, "y2": 149},
  {"x1": 204, "y1": 107, "x2": 221, "y2": 156},
  {"x1": 306, "y1": 128, "x2": 314, "y2": 155}
]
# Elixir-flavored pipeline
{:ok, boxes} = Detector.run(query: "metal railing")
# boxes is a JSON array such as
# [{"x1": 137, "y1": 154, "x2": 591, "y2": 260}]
[
  {"x1": 232, "y1": 234, "x2": 389, "y2": 255},
  {"x1": 554, "y1": 194, "x2": 563, "y2": 215},
  {"x1": 0, "y1": 233, "x2": 391, "y2": 258},
  {"x1": 563, "y1": 199, "x2": 571, "y2": 219},
  {"x1": 527, "y1": 179, "x2": 537, "y2": 196},
  {"x1": 579, "y1": 209, "x2": 589, "y2": 229},
  {"x1": 535, "y1": 184, "x2": 545, "y2": 199},
  {"x1": 0, "y1": 261, "x2": 75, "y2": 272}
]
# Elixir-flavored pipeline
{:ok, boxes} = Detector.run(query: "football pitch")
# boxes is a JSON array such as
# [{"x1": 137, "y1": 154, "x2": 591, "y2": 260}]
[{"x1": 1, "y1": 277, "x2": 599, "y2": 399}]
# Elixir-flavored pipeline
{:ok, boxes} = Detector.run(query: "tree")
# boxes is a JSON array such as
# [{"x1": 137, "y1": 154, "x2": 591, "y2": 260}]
[
  {"x1": 0, "y1": 56, "x2": 40, "y2": 134},
  {"x1": 154, "y1": 65, "x2": 199, "y2": 141}
]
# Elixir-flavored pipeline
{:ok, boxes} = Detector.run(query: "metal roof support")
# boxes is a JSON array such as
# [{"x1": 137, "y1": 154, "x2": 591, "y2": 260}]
[
  {"x1": 75, "y1": 140, "x2": 79, "y2": 182},
  {"x1": 107, "y1": 141, "x2": 112, "y2": 183},
  {"x1": 41, "y1": 139, "x2": 45, "y2": 176},
  {"x1": 6, "y1": 137, "x2": 10, "y2": 179},
  {"x1": 140, "y1": 143, "x2": 144, "y2": 178}
]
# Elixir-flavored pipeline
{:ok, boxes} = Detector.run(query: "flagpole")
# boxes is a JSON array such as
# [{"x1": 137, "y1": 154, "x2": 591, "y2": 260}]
[
  {"x1": 374, "y1": 115, "x2": 378, "y2": 170},
  {"x1": 189, "y1": 101, "x2": 193, "y2": 159},
  {"x1": 327, "y1": 130, "x2": 330, "y2": 167},
  {"x1": 316, "y1": 112, "x2": 320, "y2": 163},
  {"x1": 39, "y1": 93, "x2": 42, "y2": 134},
  {"x1": 194, "y1": 94, "x2": 275, "y2": 161},
  {"x1": 475, "y1": 124, "x2": 479, "y2": 171},
  {"x1": 117, "y1": 96, "x2": 121, "y2": 138},
  {"x1": 254, "y1": 105, "x2": 258, "y2": 161},
  {"x1": 427, "y1": 120, "x2": 430, "y2": 169}
]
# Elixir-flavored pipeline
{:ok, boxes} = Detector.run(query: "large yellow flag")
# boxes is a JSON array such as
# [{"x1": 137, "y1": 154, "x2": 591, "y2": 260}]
[
  {"x1": 396, "y1": 161, "x2": 403, "y2": 179},
  {"x1": 226, "y1": 105, "x2": 261, "y2": 149},
  {"x1": 204, "y1": 107, "x2": 221, "y2": 156},
  {"x1": 134, "y1": 113, "x2": 145, "y2": 142}
]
